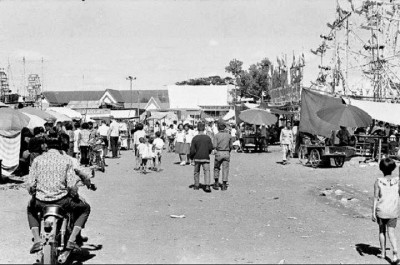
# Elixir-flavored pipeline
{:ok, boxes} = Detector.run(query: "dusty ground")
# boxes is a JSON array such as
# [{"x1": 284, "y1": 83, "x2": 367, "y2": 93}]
[{"x1": 0, "y1": 145, "x2": 396, "y2": 264}]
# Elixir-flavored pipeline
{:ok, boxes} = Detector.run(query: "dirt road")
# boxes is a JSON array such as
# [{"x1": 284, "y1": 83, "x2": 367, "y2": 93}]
[{"x1": 0, "y1": 146, "x2": 394, "y2": 264}]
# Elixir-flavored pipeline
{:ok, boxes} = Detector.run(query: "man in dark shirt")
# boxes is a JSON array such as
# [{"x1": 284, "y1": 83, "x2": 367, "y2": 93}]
[
  {"x1": 189, "y1": 122, "x2": 214, "y2": 193},
  {"x1": 212, "y1": 123, "x2": 233, "y2": 191}
]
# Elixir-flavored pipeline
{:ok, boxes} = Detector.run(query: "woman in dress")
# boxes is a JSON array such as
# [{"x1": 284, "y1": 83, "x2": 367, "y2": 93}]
[{"x1": 175, "y1": 123, "x2": 191, "y2": 166}]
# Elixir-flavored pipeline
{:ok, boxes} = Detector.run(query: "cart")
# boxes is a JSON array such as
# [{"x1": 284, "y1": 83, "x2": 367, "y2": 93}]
[{"x1": 298, "y1": 144, "x2": 346, "y2": 168}]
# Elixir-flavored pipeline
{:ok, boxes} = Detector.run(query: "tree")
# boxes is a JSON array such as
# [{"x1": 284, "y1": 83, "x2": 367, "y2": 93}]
[
  {"x1": 175, "y1": 76, "x2": 233, "y2": 86},
  {"x1": 226, "y1": 58, "x2": 272, "y2": 101}
]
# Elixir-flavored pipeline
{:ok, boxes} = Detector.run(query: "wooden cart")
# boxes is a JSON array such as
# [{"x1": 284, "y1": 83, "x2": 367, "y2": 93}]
[{"x1": 298, "y1": 144, "x2": 346, "y2": 168}]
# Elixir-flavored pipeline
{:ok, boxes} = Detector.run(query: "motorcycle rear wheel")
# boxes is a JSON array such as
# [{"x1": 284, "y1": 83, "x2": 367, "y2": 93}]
[{"x1": 42, "y1": 243, "x2": 57, "y2": 265}]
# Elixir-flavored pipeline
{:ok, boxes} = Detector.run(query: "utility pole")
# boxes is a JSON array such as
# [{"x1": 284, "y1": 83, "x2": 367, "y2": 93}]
[{"x1": 126, "y1": 76, "x2": 136, "y2": 115}]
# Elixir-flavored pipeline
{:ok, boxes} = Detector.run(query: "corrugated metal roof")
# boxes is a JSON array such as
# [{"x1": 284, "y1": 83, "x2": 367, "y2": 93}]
[
  {"x1": 43, "y1": 91, "x2": 105, "y2": 104},
  {"x1": 67, "y1": 100, "x2": 102, "y2": 109}
]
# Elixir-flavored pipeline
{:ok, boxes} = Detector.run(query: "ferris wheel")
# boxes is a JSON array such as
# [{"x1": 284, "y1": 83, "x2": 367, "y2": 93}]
[{"x1": 312, "y1": 0, "x2": 400, "y2": 101}]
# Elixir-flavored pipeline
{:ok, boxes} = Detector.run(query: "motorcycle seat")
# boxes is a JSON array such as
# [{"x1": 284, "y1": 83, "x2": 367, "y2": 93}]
[{"x1": 42, "y1": 205, "x2": 66, "y2": 219}]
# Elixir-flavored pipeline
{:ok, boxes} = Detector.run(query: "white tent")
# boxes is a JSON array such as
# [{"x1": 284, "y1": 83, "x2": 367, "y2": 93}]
[
  {"x1": 46, "y1": 107, "x2": 82, "y2": 120},
  {"x1": 348, "y1": 99, "x2": 400, "y2": 125},
  {"x1": 23, "y1": 113, "x2": 46, "y2": 129},
  {"x1": 222, "y1": 109, "x2": 235, "y2": 121}
]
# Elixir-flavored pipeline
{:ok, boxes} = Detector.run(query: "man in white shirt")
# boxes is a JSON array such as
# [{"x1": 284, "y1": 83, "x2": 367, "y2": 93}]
[
  {"x1": 108, "y1": 119, "x2": 120, "y2": 158},
  {"x1": 165, "y1": 124, "x2": 177, "y2": 152},
  {"x1": 98, "y1": 120, "x2": 109, "y2": 158}
]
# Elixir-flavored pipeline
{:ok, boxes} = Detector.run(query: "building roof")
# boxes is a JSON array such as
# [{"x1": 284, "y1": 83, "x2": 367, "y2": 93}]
[
  {"x1": 44, "y1": 89, "x2": 170, "y2": 109},
  {"x1": 43, "y1": 91, "x2": 105, "y2": 105}
]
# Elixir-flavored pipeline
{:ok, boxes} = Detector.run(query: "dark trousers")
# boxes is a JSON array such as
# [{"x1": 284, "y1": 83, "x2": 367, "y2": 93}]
[
  {"x1": 80, "y1": 146, "x2": 90, "y2": 165},
  {"x1": 27, "y1": 196, "x2": 91, "y2": 229},
  {"x1": 110, "y1": 137, "x2": 119, "y2": 158},
  {"x1": 194, "y1": 162, "x2": 210, "y2": 186}
]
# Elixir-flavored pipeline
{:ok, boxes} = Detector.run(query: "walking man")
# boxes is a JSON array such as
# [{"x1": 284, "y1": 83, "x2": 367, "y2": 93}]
[
  {"x1": 189, "y1": 122, "x2": 214, "y2": 193},
  {"x1": 213, "y1": 123, "x2": 233, "y2": 191},
  {"x1": 280, "y1": 121, "x2": 294, "y2": 165},
  {"x1": 108, "y1": 118, "x2": 120, "y2": 158}
]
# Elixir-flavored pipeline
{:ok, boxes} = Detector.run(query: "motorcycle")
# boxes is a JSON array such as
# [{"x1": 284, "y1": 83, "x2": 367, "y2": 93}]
[{"x1": 35, "y1": 183, "x2": 97, "y2": 264}]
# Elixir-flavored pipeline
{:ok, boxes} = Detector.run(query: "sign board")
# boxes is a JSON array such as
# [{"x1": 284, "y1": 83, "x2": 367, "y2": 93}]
[{"x1": 75, "y1": 108, "x2": 111, "y2": 115}]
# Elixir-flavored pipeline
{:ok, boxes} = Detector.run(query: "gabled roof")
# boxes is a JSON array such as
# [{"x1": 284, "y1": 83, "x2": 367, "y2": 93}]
[
  {"x1": 44, "y1": 89, "x2": 170, "y2": 108},
  {"x1": 43, "y1": 91, "x2": 105, "y2": 105}
]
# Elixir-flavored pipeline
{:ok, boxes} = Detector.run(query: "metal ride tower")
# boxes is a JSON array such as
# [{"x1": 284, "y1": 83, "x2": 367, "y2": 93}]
[{"x1": 311, "y1": 0, "x2": 400, "y2": 102}]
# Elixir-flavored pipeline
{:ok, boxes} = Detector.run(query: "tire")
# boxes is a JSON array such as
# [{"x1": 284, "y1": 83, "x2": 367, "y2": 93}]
[
  {"x1": 309, "y1": 149, "x2": 320, "y2": 168},
  {"x1": 42, "y1": 243, "x2": 57, "y2": 265}
]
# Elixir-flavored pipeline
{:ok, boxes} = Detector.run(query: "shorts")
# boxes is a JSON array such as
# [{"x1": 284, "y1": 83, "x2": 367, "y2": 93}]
[
  {"x1": 377, "y1": 217, "x2": 397, "y2": 228},
  {"x1": 155, "y1": 149, "x2": 162, "y2": 157}
]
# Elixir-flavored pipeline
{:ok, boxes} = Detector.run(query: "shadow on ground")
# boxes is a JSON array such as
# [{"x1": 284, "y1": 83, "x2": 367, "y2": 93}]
[
  {"x1": 69, "y1": 244, "x2": 102, "y2": 265},
  {"x1": 355, "y1": 244, "x2": 392, "y2": 264}
]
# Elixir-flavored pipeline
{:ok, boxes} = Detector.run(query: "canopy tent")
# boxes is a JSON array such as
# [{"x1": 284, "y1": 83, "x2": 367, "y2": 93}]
[
  {"x1": 222, "y1": 109, "x2": 235, "y2": 121},
  {"x1": 0, "y1": 108, "x2": 30, "y2": 177},
  {"x1": 20, "y1": 106, "x2": 56, "y2": 122},
  {"x1": 23, "y1": 112, "x2": 46, "y2": 129},
  {"x1": 299, "y1": 88, "x2": 343, "y2": 137},
  {"x1": 347, "y1": 98, "x2": 400, "y2": 125},
  {"x1": 46, "y1": 107, "x2": 82, "y2": 120},
  {"x1": 45, "y1": 110, "x2": 72, "y2": 123}
]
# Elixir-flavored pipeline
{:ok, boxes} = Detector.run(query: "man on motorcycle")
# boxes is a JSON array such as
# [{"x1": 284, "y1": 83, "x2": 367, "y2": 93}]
[{"x1": 26, "y1": 138, "x2": 91, "y2": 254}]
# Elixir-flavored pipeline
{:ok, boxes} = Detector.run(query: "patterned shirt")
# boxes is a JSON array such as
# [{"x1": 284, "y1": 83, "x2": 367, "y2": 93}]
[{"x1": 27, "y1": 149, "x2": 78, "y2": 202}]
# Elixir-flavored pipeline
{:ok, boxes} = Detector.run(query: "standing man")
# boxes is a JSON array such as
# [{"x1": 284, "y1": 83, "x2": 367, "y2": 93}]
[
  {"x1": 280, "y1": 121, "x2": 294, "y2": 165},
  {"x1": 189, "y1": 122, "x2": 214, "y2": 193},
  {"x1": 98, "y1": 120, "x2": 109, "y2": 159},
  {"x1": 108, "y1": 118, "x2": 120, "y2": 158},
  {"x1": 213, "y1": 123, "x2": 233, "y2": 191}
]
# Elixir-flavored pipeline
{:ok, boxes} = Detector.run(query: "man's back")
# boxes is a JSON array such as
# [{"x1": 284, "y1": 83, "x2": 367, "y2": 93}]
[
  {"x1": 214, "y1": 132, "x2": 232, "y2": 151},
  {"x1": 28, "y1": 149, "x2": 77, "y2": 202}
]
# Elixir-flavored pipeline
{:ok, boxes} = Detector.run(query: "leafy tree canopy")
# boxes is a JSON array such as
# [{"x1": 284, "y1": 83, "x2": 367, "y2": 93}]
[{"x1": 175, "y1": 76, "x2": 234, "y2": 86}]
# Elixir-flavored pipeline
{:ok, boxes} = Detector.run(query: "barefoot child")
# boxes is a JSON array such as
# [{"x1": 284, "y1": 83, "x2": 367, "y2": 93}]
[
  {"x1": 137, "y1": 137, "x2": 153, "y2": 174},
  {"x1": 152, "y1": 131, "x2": 164, "y2": 172},
  {"x1": 372, "y1": 158, "x2": 399, "y2": 262}
]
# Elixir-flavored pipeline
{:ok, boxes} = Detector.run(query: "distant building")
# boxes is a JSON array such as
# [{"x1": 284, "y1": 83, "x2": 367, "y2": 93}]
[
  {"x1": 167, "y1": 85, "x2": 233, "y2": 118},
  {"x1": 42, "y1": 89, "x2": 170, "y2": 118}
]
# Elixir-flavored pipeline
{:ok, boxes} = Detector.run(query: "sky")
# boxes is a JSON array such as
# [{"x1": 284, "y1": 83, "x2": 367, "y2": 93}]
[{"x1": 0, "y1": 0, "x2": 338, "y2": 93}]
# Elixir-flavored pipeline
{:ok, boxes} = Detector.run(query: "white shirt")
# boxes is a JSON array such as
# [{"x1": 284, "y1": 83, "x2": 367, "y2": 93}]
[
  {"x1": 98, "y1": 124, "x2": 109, "y2": 136},
  {"x1": 153, "y1": 138, "x2": 164, "y2": 150},
  {"x1": 231, "y1": 128, "x2": 237, "y2": 137},
  {"x1": 73, "y1": 129, "x2": 81, "y2": 153},
  {"x1": 138, "y1": 143, "x2": 153, "y2": 159},
  {"x1": 109, "y1": 121, "x2": 120, "y2": 137},
  {"x1": 166, "y1": 128, "x2": 177, "y2": 137},
  {"x1": 133, "y1": 130, "x2": 146, "y2": 145}
]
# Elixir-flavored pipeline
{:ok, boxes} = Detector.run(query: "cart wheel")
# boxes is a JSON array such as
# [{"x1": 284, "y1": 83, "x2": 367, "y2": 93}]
[
  {"x1": 334, "y1": 156, "x2": 345, "y2": 167},
  {"x1": 309, "y1": 149, "x2": 320, "y2": 168},
  {"x1": 298, "y1": 145, "x2": 308, "y2": 164}
]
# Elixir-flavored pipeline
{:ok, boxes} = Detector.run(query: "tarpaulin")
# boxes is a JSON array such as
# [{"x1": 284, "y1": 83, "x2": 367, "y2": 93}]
[
  {"x1": 299, "y1": 88, "x2": 343, "y2": 137},
  {"x1": 348, "y1": 98, "x2": 400, "y2": 125},
  {"x1": 0, "y1": 130, "x2": 21, "y2": 177}
]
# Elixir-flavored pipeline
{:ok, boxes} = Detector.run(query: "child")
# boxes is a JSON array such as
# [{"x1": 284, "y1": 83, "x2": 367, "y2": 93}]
[
  {"x1": 372, "y1": 158, "x2": 399, "y2": 262},
  {"x1": 189, "y1": 122, "x2": 214, "y2": 193},
  {"x1": 137, "y1": 137, "x2": 152, "y2": 174},
  {"x1": 152, "y1": 131, "x2": 164, "y2": 172}
]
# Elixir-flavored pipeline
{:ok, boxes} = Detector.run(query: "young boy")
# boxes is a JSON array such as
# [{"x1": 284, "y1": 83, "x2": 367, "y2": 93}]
[
  {"x1": 137, "y1": 137, "x2": 153, "y2": 174},
  {"x1": 152, "y1": 131, "x2": 164, "y2": 172},
  {"x1": 189, "y1": 122, "x2": 214, "y2": 193},
  {"x1": 372, "y1": 158, "x2": 399, "y2": 262}
]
